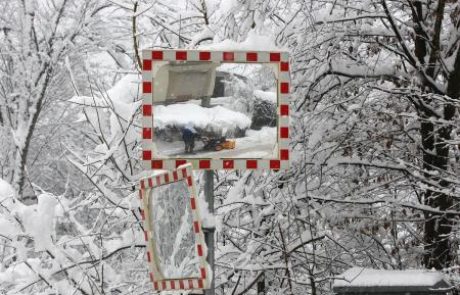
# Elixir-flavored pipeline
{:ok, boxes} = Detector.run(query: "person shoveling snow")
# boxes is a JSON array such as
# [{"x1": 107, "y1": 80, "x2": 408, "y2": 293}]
[{"x1": 182, "y1": 124, "x2": 199, "y2": 154}]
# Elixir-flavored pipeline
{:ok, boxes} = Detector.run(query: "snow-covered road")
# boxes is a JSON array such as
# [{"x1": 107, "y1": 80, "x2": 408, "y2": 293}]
[{"x1": 156, "y1": 127, "x2": 277, "y2": 158}]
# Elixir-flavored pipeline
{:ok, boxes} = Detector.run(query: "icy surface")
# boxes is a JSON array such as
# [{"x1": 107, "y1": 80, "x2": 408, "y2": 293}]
[
  {"x1": 149, "y1": 181, "x2": 200, "y2": 279},
  {"x1": 334, "y1": 267, "x2": 446, "y2": 287}
]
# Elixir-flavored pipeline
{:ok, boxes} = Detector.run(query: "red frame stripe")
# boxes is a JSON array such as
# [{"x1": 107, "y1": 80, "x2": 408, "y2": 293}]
[
  {"x1": 280, "y1": 149, "x2": 289, "y2": 160},
  {"x1": 176, "y1": 160, "x2": 187, "y2": 168},
  {"x1": 223, "y1": 52, "x2": 234, "y2": 61},
  {"x1": 200, "y1": 267, "x2": 206, "y2": 279},
  {"x1": 152, "y1": 51, "x2": 163, "y2": 60},
  {"x1": 223, "y1": 159, "x2": 234, "y2": 169},
  {"x1": 142, "y1": 128, "x2": 152, "y2": 139},
  {"x1": 246, "y1": 160, "x2": 258, "y2": 169},
  {"x1": 194, "y1": 221, "x2": 200, "y2": 233},
  {"x1": 280, "y1": 82, "x2": 289, "y2": 94},
  {"x1": 280, "y1": 104, "x2": 289, "y2": 116},
  {"x1": 143, "y1": 104, "x2": 152, "y2": 116},
  {"x1": 173, "y1": 171, "x2": 178, "y2": 181},
  {"x1": 270, "y1": 52, "x2": 281, "y2": 61},
  {"x1": 199, "y1": 51, "x2": 211, "y2": 60},
  {"x1": 280, "y1": 127, "x2": 289, "y2": 139},
  {"x1": 176, "y1": 51, "x2": 187, "y2": 60},
  {"x1": 246, "y1": 52, "x2": 258, "y2": 61},
  {"x1": 270, "y1": 160, "x2": 281, "y2": 169},
  {"x1": 280, "y1": 62, "x2": 289, "y2": 71},
  {"x1": 143, "y1": 59, "x2": 152, "y2": 71},
  {"x1": 143, "y1": 81, "x2": 152, "y2": 93},
  {"x1": 140, "y1": 209, "x2": 145, "y2": 220},
  {"x1": 151, "y1": 160, "x2": 163, "y2": 169},
  {"x1": 199, "y1": 160, "x2": 211, "y2": 169}
]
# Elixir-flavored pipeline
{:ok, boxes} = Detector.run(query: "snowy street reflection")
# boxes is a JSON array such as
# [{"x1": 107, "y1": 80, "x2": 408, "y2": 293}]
[
  {"x1": 148, "y1": 181, "x2": 199, "y2": 279},
  {"x1": 153, "y1": 63, "x2": 278, "y2": 159}
]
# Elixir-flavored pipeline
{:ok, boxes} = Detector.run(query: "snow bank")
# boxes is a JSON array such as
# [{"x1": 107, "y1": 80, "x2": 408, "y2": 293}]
[
  {"x1": 254, "y1": 90, "x2": 276, "y2": 103},
  {"x1": 154, "y1": 103, "x2": 251, "y2": 132},
  {"x1": 244, "y1": 126, "x2": 276, "y2": 142},
  {"x1": 334, "y1": 267, "x2": 446, "y2": 287}
]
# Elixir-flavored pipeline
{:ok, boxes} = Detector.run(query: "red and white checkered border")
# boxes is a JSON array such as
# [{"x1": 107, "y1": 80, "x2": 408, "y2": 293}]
[
  {"x1": 141, "y1": 49, "x2": 290, "y2": 171},
  {"x1": 138, "y1": 163, "x2": 210, "y2": 291}
]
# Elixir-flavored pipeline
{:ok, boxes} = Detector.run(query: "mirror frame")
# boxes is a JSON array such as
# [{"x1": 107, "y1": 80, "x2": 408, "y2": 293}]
[
  {"x1": 138, "y1": 163, "x2": 209, "y2": 291},
  {"x1": 141, "y1": 49, "x2": 290, "y2": 171}
]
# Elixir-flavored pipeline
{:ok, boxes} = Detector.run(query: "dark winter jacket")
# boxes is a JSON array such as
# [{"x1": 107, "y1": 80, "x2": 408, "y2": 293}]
[{"x1": 182, "y1": 127, "x2": 197, "y2": 142}]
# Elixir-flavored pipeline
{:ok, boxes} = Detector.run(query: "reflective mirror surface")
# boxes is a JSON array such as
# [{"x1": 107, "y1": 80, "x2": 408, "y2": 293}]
[
  {"x1": 153, "y1": 63, "x2": 278, "y2": 159},
  {"x1": 148, "y1": 181, "x2": 199, "y2": 279}
]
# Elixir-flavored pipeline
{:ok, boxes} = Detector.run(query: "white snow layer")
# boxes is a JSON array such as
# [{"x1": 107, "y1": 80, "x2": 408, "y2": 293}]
[
  {"x1": 0, "y1": 258, "x2": 40, "y2": 286},
  {"x1": 200, "y1": 29, "x2": 286, "y2": 51},
  {"x1": 254, "y1": 90, "x2": 276, "y2": 103},
  {"x1": 106, "y1": 74, "x2": 141, "y2": 104},
  {"x1": 0, "y1": 178, "x2": 15, "y2": 198},
  {"x1": 154, "y1": 103, "x2": 251, "y2": 131},
  {"x1": 70, "y1": 74, "x2": 141, "y2": 144},
  {"x1": 334, "y1": 267, "x2": 446, "y2": 287},
  {"x1": 21, "y1": 193, "x2": 58, "y2": 251}
]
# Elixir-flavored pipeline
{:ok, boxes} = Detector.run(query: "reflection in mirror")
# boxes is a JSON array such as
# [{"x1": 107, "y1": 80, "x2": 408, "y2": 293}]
[
  {"x1": 153, "y1": 62, "x2": 278, "y2": 159},
  {"x1": 149, "y1": 181, "x2": 199, "y2": 279}
]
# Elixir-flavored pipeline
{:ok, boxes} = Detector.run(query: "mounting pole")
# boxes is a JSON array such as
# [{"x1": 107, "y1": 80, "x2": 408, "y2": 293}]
[
  {"x1": 201, "y1": 94, "x2": 214, "y2": 295},
  {"x1": 203, "y1": 170, "x2": 215, "y2": 295}
]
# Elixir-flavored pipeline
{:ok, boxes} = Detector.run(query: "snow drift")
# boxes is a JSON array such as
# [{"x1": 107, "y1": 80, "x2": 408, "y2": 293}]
[{"x1": 154, "y1": 103, "x2": 251, "y2": 135}]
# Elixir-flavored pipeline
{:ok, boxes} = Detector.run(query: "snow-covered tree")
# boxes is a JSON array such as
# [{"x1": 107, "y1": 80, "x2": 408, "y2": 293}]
[{"x1": 1, "y1": 0, "x2": 460, "y2": 294}]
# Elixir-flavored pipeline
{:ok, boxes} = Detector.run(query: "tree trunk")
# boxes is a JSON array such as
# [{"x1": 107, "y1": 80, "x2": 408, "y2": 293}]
[{"x1": 422, "y1": 30, "x2": 460, "y2": 270}]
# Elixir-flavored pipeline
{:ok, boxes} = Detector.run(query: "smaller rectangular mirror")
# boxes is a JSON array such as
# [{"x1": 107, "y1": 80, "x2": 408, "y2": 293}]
[
  {"x1": 138, "y1": 164, "x2": 209, "y2": 291},
  {"x1": 149, "y1": 180, "x2": 199, "y2": 279}
]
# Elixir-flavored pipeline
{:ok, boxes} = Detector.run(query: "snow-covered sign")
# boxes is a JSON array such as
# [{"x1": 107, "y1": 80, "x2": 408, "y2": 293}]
[
  {"x1": 138, "y1": 164, "x2": 210, "y2": 291},
  {"x1": 141, "y1": 49, "x2": 290, "y2": 170}
]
